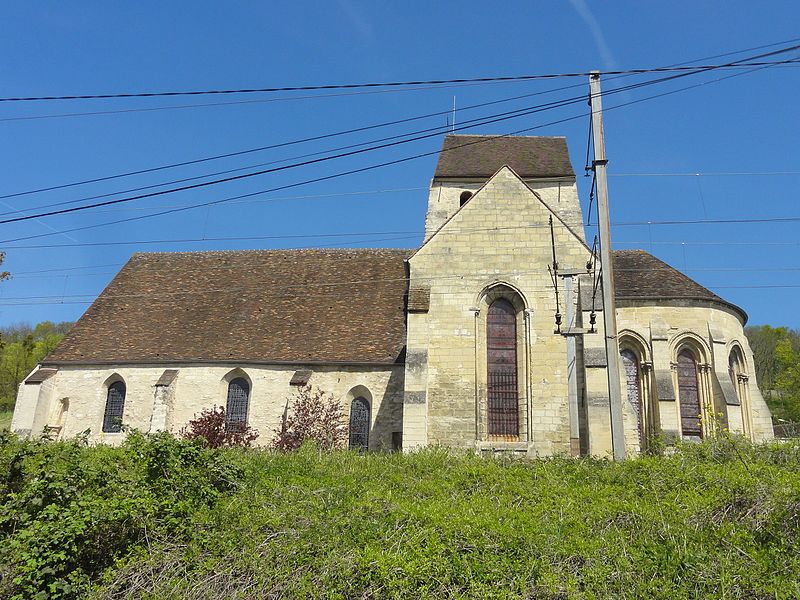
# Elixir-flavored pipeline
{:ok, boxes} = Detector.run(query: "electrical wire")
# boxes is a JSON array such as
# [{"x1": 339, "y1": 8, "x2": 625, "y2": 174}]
[
  {"x1": 0, "y1": 80, "x2": 596, "y2": 202},
  {"x1": 3, "y1": 48, "x2": 796, "y2": 235},
  {"x1": 2, "y1": 42, "x2": 798, "y2": 202},
  {"x1": 609, "y1": 171, "x2": 800, "y2": 177},
  {"x1": 2, "y1": 51, "x2": 798, "y2": 103}
]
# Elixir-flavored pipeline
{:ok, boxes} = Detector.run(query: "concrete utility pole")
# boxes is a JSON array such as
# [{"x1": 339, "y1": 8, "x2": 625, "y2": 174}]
[{"x1": 589, "y1": 71, "x2": 626, "y2": 460}]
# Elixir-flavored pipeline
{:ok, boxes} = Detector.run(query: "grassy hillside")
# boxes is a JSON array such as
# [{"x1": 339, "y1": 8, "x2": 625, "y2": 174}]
[
  {"x1": 1, "y1": 433, "x2": 799, "y2": 600},
  {"x1": 0, "y1": 411, "x2": 10, "y2": 431}
]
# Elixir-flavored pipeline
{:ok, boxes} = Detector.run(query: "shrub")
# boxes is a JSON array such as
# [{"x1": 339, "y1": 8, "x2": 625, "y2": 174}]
[
  {"x1": 179, "y1": 405, "x2": 259, "y2": 448},
  {"x1": 271, "y1": 385, "x2": 347, "y2": 451},
  {"x1": 0, "y1": 431, "x2": 243, "y2": 600}
]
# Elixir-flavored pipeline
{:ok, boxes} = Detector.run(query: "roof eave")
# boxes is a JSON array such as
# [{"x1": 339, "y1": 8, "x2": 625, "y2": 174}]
[{"x1": 616, "y1": 296, "x2": 748, "y2": 325}]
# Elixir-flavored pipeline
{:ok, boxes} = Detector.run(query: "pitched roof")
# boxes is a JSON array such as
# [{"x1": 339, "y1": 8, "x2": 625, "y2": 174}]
[
  {"x1": 46, "y1": 249, "x2": 410, "y2": 365},
  {"x1": 45, "y1": 247, "x2": 747, "y2": 366},
  {"x1": 433, "y1": 135, "x2": 574, "y2": 179},
  {"x1": 613, "y1": 249, "x2": 746, "y2": 321}
]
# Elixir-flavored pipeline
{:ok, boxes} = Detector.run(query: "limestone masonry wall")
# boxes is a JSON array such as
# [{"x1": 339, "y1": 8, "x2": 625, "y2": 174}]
[
  {"x1": 407, "y1": 168, "x2": 590, "y2": 455},
  {"x1": 16, "y1": 364, "x2": 404, "y2": 450}
]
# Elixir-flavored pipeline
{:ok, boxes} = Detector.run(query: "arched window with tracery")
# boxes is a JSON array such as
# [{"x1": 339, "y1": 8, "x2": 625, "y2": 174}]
[
  {"x1": 487, "y1": 298, "x2": 519, "y2": 439},
  {"x1": 226, "y1": 377, "x2": 250, "y2": 431},
  {"x1": 348, "y1": 397, "x2": 370, "y2": 450},
  {"x1": 102, "y1": 380, "x2": 126, "y2": 433},
  {"x1": 677, "y1": 349, "x2": 703, "y2": 439},
  {"x1": 729, "y1": 346, "x2": 752, "y2": 438},
  {"x1": 620, "y1": 348, "x2": 645, "y2": 442}
]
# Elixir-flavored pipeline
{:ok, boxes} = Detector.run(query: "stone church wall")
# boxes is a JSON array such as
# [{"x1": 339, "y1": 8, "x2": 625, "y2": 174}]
[
  {"x1": 616, "y1": 303, "x2": 773, "y2": 442},
  {"x1": 582, "y1": 301, "x2": 773, "y2": 455},
  {"x1": 17, "y1": 363, "x2": 404, "y2": 450},
  {"x1": 406, "y1": 167, "x2": 591, "y2": 456}
]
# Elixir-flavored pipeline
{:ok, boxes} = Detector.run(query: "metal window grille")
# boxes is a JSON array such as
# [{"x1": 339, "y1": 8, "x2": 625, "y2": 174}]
[
  {"x1": 102, "y1": 381, "x2": 126, "y2": 433},
  {"x1": 487, "y1": 298, "x2": 519, "y2": 439},
  {"x1": 226, "y1": 378, "x2": 250, "y2": 431},
  {"x1": 677, "y1": 351, "x2": 703, "y2": 439},
  {"x1": 348, "y1": 397, "x2": 370, "y2": 450}
]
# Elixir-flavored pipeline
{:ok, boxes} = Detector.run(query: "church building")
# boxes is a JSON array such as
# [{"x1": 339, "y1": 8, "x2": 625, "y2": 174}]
[{"x1": 12, "y1": 135, "x2": 774, "y2": 455}]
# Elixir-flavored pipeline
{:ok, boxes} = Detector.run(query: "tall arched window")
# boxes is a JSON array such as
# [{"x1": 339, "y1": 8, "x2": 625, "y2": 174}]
[
  {"x1": 487, "y1": 298, "x2": 519, "y2": 439},
  {"x1": 102, "y1": 380, "x2": 126, "y2": 433},
  {"x1": 729, "y1": 346, "x2": 752, "y2": 438},
  {"x1": 348, "y1": 397, "x2": 370, "y2": 450},
  {"x1": 728, "y1": 347, "x2": 744, "y2": 397},
  {"x1": 226, "y1": 377, "x2": 250, "y2": 431},
  {"x1": 620, "y1": 349, "x2": 645, "y2": 442},
  {"x1": 677, "y1": 350, "x2": 703, "y2": 439}
]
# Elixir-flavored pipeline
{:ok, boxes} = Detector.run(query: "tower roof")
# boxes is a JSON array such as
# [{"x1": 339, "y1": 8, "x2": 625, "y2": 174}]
[{"x1": 433, "y1": 135, "x2": 574, "y2": 180}]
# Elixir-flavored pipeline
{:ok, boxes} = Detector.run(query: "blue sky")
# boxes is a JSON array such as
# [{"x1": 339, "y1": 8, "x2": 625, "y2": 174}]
[{"x1": 0, "y1": 1, "x2": 798, "y2": 328}]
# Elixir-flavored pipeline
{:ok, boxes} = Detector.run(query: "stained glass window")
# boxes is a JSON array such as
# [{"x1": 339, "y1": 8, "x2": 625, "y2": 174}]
[
  {"x1": 102, "y1": 381, "x2": 126, "y2": 433},
  {"x1": 349, "y1": 397, "x2": 370, "y2": 450},
  {"x1": 226, "y1": 377, "x2": 250, "y2": 431}
]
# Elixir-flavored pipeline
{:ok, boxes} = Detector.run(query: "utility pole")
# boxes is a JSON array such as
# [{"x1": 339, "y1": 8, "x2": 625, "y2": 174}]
[{"x1": 589, "y1": 71, "x2": 626, "y2": 460}]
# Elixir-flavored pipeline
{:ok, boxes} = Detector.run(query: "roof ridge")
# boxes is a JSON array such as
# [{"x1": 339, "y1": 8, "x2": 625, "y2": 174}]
[
  {"x1": 132, "y1": 247, "x2": 414, "y2": 258},
  {"x1": 443, "y1": 134, "x2": 567, "y2": 139}
]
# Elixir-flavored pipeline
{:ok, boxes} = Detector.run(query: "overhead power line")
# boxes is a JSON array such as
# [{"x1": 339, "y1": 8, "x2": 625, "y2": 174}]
[
  {"x1": 1, "y1": 52, "x2": 798, "y2": 103},
  {"x1": 0, "y1": 97, "x2": 587, "y2": 225},
  {"x1": 2, "y1": 44, "x2": 796, "y2": 205},
  {"x1": 3, "y1": 48, "x2": 797, "y2": 227},
  {"x1": 0, "y1": 81, "x2": 595, "y2": 202},
  {"x1": 609, "y1": 171, "x2": 800, "y2": 177},
  {"x1": 2, "y1": 44, "x2": 797, "y2": 244},
  {"x1": 12, "y1": 264, "x2": 800, "y2": 281},
  {"x1": 4, "y1": 211, "x2": 800, "y2": 251},
  {"x1": 3, "y1": 36, "x2": 797, "y2": 125},
  {"x1": 2, "y1": 276, "x2": 800, "y2": 305}
]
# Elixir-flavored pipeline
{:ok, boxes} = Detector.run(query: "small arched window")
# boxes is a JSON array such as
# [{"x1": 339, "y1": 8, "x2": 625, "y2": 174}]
[
  {"x1": 102, "y1": 381, "x2": 126, "y2": 433},
  {"x1": 349, "y1": 397, "x2": 370, "y2": 450},
  {"x1": 459, "y1": 191, "x2": 473, "y2": 206},
  {"x1": 226, "y1": 377, "x2": 250, "y2": 431},
  {"x1": 487, "y1": 298, "x2": 519, "y2": 439},
  {"x1": 620, "y1": 349, "x2": 644, "y2": 442},
  {"x1": 677, "y1": 349, "x2": 703, "y2": 439}
]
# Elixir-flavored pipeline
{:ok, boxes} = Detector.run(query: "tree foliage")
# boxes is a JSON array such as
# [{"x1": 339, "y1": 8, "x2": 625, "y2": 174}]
[
  {"x1": 271, "y1": 385, "x2": 347, "y2": 451},
  {"x1": 179, "y1": 406, "x2": 259, "y2": 448},
  {"x1": 745, "y1": 325, "x2": 800, "y2": 422},
  {"x1": 0, "y1": 321, "x2": 72, "y2": 412}
]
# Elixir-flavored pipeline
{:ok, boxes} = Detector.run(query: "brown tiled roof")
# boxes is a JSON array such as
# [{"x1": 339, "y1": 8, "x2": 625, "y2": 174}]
[
  {"x1": 613, "y1": 250, "x2": 746, "y2": 320},
  {"x1": 433, "y1": 135, "x2": 574, "y2": 179},
  {"x1": 46, "y1": 249, "x2": 410, "y2": 365}
]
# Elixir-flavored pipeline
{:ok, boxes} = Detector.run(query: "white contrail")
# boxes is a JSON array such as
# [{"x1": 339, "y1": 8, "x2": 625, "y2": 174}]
[{"x1": 568, "y1": 0, "x2": 619, "y2": 70}]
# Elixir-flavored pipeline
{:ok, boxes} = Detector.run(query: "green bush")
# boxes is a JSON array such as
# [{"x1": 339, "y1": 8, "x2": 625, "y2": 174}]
[
  {"x1": 0, "y1": 431, "x2": 242, "y2": 599},
  {"x1": 1, "y1": 433, "x2": 799, "y2": 599}
]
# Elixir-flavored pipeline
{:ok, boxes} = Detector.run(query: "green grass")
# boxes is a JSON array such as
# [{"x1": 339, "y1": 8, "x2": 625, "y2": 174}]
[
  {"x1": 0, "y1": 411, "x2": 11, "y2": 431},
  {"x1": 1, "y1": 432, "x2": 799, "y2": 599}
]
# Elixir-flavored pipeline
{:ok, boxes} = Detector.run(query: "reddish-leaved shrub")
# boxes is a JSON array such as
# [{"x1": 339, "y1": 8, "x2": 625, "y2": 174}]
[
  {"x1": 272, "y1": 385, "x2": 347, "y2": 451},
  {"x1": 180, "y1": 405, "x2": 259, "y2": 448}
]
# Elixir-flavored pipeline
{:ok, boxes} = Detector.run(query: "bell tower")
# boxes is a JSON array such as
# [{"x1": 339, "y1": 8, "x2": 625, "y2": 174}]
[{"x1": 424, "y1": 134, "x2": 585, "y2": 241}]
